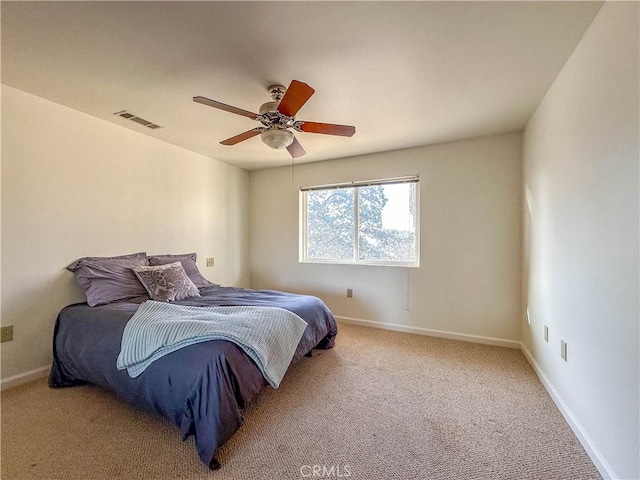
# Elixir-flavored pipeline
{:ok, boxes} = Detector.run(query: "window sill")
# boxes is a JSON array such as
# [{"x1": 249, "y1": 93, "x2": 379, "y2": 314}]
[{"x1": 299, "y1": 259, "x2": 420, "y2": 268}]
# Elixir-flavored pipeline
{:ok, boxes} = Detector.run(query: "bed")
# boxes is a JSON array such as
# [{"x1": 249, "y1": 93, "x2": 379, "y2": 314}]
[{"x1": 49, "y1": 253, "x2": 337, "y2": 470}]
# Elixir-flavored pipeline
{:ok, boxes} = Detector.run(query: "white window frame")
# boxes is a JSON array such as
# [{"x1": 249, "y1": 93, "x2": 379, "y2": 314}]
[{"x1": 299, "y1": 176, "x2": 420, "y2": 267}]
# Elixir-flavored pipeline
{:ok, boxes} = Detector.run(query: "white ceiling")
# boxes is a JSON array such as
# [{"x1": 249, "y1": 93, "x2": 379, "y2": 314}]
[{"x1": 2, "y1": 1, "x2": 602, "y2": 171}]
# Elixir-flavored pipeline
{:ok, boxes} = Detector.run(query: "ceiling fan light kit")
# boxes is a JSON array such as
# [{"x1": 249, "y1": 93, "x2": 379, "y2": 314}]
[
  {"x1": 193, "y1": 80, "x2": 356, "y2": 158},
  {"x1": 261, "y1": 128, "x2": 294, "y2": 149}
]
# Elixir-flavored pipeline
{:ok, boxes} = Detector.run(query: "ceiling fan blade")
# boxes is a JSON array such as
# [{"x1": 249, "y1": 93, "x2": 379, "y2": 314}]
[
  {"x1": 287, "y1": 135, "x2": 306, "y2": 158},
  {"x1": 298, "y1": 121, "x2": 356, "y2": 137},
  {"x1": 220, "y1": 128, "x2": 262, "y2": 146},
  {"x1": 193, "y1": 96, "x2": 259, "y2": 120},
  {"x1": 277, "y1": 80, "x2": 315, "y2": 117}
]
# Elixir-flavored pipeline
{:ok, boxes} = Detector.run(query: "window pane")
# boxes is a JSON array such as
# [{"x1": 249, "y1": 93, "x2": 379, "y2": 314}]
[
  {"x1": 306, "y1": 188, "x2": 355, "y2": 261},
  {"x1": 358, "y1": 183, "x2": 416, "y2": 262}
]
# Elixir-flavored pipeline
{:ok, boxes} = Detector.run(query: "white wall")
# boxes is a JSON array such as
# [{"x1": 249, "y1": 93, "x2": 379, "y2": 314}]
[
  {"x1": 1, "y1": 85, "x2": 250, "y2": 381},
  {"x1": 522, "y1": 3, "x2": 639, "y2": 479},
  {"x1": 250, "y1": 132, "x2": 522, "y2": 344}
]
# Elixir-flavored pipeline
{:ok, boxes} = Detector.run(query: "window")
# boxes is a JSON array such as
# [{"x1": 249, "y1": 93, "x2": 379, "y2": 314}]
[{"x1": 300, "y1": 176, "x2": 419, "y2": 266}]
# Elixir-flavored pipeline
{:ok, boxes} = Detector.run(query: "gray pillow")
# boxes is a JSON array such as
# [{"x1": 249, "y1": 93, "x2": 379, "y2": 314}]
[
  {"x1": 66, "y1": 252, "x2": 149, "y2": 307},
  {"x1": 132, "y1": 262, "x2": 201, "y2": 302},
  {"x1": 148, "y1": 253, "x2": 216, "y2": 287}
]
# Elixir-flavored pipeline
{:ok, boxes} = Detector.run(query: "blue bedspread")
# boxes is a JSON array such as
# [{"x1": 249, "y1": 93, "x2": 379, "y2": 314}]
[
  {"x1": 117, "y1": 302, "x2": 308, "y2": 386},
  {"x1": 49, "y1": 285, "x2": 337, "y2": 469}
]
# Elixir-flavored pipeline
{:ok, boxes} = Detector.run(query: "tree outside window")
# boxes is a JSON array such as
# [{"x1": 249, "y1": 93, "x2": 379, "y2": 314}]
[{"x1": 301, "y1": 177, "x2": 419, "y2": 266}]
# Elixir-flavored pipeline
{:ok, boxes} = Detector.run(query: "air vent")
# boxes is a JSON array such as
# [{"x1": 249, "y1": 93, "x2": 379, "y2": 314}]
[{"x1": 113, "y1": 110, "x2": 162, "y2": 129}]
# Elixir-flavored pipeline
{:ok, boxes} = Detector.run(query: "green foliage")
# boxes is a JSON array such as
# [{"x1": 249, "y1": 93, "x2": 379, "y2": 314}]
[
  {"x1": 307, "y1": 189, "x2": 354, "y2": 260},
  {"x1": 358, "y1": 185, "x2": 416, "y2": 262},
  {"x1": 306, "y1": 184, "x2": 416, "y2": 263}
]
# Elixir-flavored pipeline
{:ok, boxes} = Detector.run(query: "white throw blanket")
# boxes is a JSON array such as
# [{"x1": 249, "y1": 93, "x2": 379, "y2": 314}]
[{"x1": 116, "y1": 301, "x2": 308, "y2": 388}]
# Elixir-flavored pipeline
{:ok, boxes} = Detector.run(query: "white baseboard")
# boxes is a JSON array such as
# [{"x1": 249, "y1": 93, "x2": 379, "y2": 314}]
[
  {"x1": 1, "y1": 365, "x2": 50, "y2": 391},
  {"x1": 335, "y1": 316, "x2": 521, "y2": 349},
  {"x1": 520, "y1": 344, "x2": 617, "y2": 480}
]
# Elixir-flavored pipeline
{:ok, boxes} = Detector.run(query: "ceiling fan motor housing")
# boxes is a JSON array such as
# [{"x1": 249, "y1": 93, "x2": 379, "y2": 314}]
[
  {"x1": 259, "y1": 101, "x2": 280, "y2": 114},
  {"x1": 259, "y1": 89, "x2": 296, "y2": 149}
]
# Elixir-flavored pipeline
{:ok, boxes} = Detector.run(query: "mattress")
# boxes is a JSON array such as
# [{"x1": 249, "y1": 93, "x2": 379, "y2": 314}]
[{"x1": 49, "y1": 285, "x2": 337, "y2": 469}]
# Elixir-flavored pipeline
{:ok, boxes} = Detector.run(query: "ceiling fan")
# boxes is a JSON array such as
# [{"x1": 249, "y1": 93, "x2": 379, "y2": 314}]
[{"x1": 193, "y1": 80, "x2": 355, "y2": 158}]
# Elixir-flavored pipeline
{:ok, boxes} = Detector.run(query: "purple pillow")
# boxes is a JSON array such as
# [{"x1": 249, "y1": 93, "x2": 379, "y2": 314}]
[
  {"x1": 66, "y1": 252, "x2": 149, "y2": 306},
  {"x1": 132, "y1": 262, "x2": 201, "y2": 302},
  {"x1": 148, "y1": 253, "x2": 215, "y2": 288}
]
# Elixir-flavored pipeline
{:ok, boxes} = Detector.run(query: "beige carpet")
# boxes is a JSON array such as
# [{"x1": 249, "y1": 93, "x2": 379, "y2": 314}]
[{"x1": 1, "y1": 322, "x2": 601, "y2": 480}]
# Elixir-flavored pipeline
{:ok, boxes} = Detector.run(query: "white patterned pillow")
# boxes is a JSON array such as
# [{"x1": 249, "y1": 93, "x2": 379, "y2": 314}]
[{"x1": 132, "y1": 262, "x2": 201, "y2": 302}]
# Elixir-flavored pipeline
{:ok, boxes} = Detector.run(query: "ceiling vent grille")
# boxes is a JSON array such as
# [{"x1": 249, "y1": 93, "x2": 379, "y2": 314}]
[{"x1": 113, "y1": 110, "x2": 162, "y2": 129}]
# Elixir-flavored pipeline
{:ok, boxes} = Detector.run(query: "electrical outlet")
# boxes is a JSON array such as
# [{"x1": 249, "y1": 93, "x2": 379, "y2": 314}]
[
  {"x1": 561, "y1": 340, "x2": 568, "y2": 361},
  {"x1": 206, "y1": 257, "x2": 215, "y2": 267},
  {"x1": 543, "y1": 325, "x2": 549, "y2": 342},
  {"x1": 1, "y1": 325, "x2": 14, "y2": 343},
  {"x1": 346, "y1": 288, "x2": 353, "y2": 298}
]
